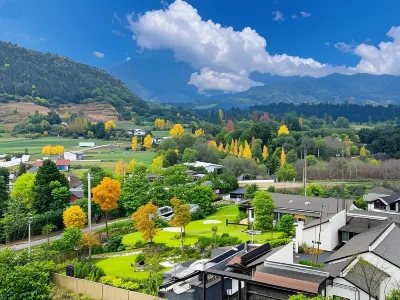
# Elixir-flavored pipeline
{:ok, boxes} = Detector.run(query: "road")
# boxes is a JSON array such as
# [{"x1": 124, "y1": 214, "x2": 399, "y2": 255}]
[{"x1": 0, "y1": 218, "x2": 129, "y2": 251}]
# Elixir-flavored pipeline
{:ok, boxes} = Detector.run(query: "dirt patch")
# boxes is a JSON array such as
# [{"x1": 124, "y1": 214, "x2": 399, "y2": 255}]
[
  {"x1": 0, "y1": 102, "x2": 50, "y2": 130},
  {"x1": 58, "y1": 103, "x2": 119, "y2": 122}
]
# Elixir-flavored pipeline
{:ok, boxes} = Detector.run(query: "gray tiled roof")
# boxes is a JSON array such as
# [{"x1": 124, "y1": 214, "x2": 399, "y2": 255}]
[
  {"x1": 373, "y1": 226, "x2": 400, "y2": 268},
  {"x1": 304, "y1": 215, "x2": 333, "y2": 229},
  {"x1": 322, "y1": 259, "x2": 353, "y2": 277},
  {"x1": 348, "y1": 208, "x2": 400, "y2": 224},
  {"x1": 365, "y1": 187, "x2": 400, "y2": 204},
  {"x1": 339, "y1": 217, "x2": 389, "y2": 234}
]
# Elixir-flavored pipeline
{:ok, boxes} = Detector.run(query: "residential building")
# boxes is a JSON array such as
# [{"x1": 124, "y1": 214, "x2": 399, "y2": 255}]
[
  {"x1": 230, "y1": 187, "x2": 245, "y2": 202},
  {"x1": 364, "y1": 187, "x2": 400, "y2": 213},
  {"x1": 152, "y1": 137, "x2": 164, "y2": 144},
  {"x1": 70, "y1": 187, "x2": 83, "y2": 203},
  {"x1": 64, "y1": 151, "x2": 84, "y2": 161},
  {"x1": 56, "y1": 159, "x2": 70, "y2": 171},
  {"x1": 0, "y1": 155, "x2": 30, "y2": 168},
  {"x1": 347, "y1": 207, "x2": 400, "y2": 224},
  {"x1": 183, "y1": 161, "x2": 223, "y2": 174},
  {"x1": 126, "y1": 128, "x2": 146, "y2": 136}
]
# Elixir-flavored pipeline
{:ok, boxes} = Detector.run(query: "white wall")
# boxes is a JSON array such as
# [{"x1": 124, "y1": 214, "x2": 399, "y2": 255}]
[
  {"x1": 325, "y1": 277, "x2": 371, "y2": 300},
  {"x1": 64, "y1": 152, "x2": 77, "y2": 161},
  {"x1": 266, "y1": 242, "x2": 293, "y2": 264}
]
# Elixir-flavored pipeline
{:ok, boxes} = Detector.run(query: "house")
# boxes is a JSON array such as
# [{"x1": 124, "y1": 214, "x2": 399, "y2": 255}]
[
  {"x1": 56, "y1": 159, "x2": 70, "y2": 171},
  {"x1": 78, "y1": 142, "x2": 95, "y2": 147},
  {"x1": 364, "y1": 187, "x2": 400, "y2": 213},
  {"x1": 64, "y1": 151, "x2": 84, "y2": 161},
  {"x1": 183, "y1": 161, "x2": 223, "y2": 174},
  {"x1": 0, "y1": 155, "x2": 30, "y2": 168},
  {"x1": 347, "y1": 207, "x2": 400, "y2": 224},
  {"x1": 152, "y1": 137, "x2": 164, "y2": 144},
  {"x1": 324, "y1": 221, "x2": 400, "y2": 299},
  {"x1": 230, "y1": 187, "x2": 245, "y2": 202},
  {"x1": 126, "y1": 128, "x2": 146, "y2": 136},
  {"x1": 70, "y1": 186, "x2": 83, "y2": 203},
  {"x1": 295, "y1": 210, "x2": 347, "y2": 252}
]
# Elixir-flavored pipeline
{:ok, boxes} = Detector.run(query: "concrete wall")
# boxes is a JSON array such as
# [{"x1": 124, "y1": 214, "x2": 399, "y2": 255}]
[
  {"x1": 51, "y1": 273, "x2": 160, "y2": 300},
  {"x1": 266, "y1": 242, "x2": 293, "y2": 264}
]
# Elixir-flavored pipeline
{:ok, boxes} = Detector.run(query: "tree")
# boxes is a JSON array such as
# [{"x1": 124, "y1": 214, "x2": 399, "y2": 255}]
[
  {"x1": 143, "y1": 134, "x2": 153, "y2": 151},
  {"x1": 281, "y1": 148, "x2": 286, "y2": 166},
  {"x1": 262, "y1": 145, "x2": 268, "y2": 161},
  {"x1": 225, "y1": 120, "x2": 235, "y2": 132},
  {"x1": 213, "y1": 172, "x2": 238, "y2": 194},
  {"x1": 355, "y1": 197, "x2": 368, "y2": 210},
  {"x1": 80, "y1": 232, "x2": 100, "y2": 258},
  {"x1": 32, "y1": 160, "x2": 69, "y2": 213},
  {"x1": 278, "y1": 125, "x2": 289, "y2": 136},
  {"x1": 61, "y1": 228, "x2": 83, "y2": 250},
  {"x1": 217, "y1": 142, "x2": 224, "y2": 152},
  {"x1": 0, "y1": 177, "x2": 7, "y2": 217},
  {"x1": 10, "y1": 173, "x2": 35, "y2": 211},
  {"x1": 91, "y1": 177, "x2": 121, "y2": 238},
  {"x1": 170, "y1": 198, "x2": 191, "y2": 252},
  {"x1": 278, "y1": 214, "x2": 295, "y2": 236},
  {"x1": 17, "y1": 162, "x2": 26, "y2": 176},
  {"x1": 286, "y1": 149, "x2": 298, "y2": 164},
  {"x1": 387, "y1": 289, "x2": 400, "y2": 300},
  {"x1": 245, "y1": 184, "x2": 259, "y2": 199},
  {"x1": 288, "y1": 295, "x2": 328, "y2": 300},
  {"x1": 306, "y1": 154, "x2": 317, "y2": 166},
  {"x1": 253, "y1": 191, "x2": 275, "y2": 232},
  {"x1": 163, "y1": 164, "x2": 191, "y2": 186},
  {"x1": 242, "y1": 141, "x2": 252, "y2": 159},
  {"x1": 115, "y1": 159, "x2": 125, "y2": 176},
  {"x1": 42, "y1": 224, "x2": 56, "y2": 246},
  {"x1": 104, "y1": 120, "x2": 116, "y2": 131},
  {"x1": 131, "y1": 136, "x2": 138, "y2": 151},
  {"x1": 181, "y1": 148, "x2": 197, "y2": 163},
  {"x1": 195, "y1": 128, "x2": 205, "y2": 136},
  {"x1": 336, "y1": 116, "x2": 350, "y2": 128},
  {"x1": 132, "y1": 201, "x2": 158, "y2": 242},
  {"x1": 148, "y1": 156, "x2": 163, "y2": 174},
  {"x1": 360, "y1": 144, "x2": 367, "y2": 158},
  {"x1": 208, "y1": 140, "x2": 217, "y2": 148},
  {"x1": 164, "y1": 149, "x2": 179, "y2": 167},
  {"x1": 127, "y1": 159, "x2": 137, "y2": 174},
  {"x1": 63, "y1": 205, "x2": 86, "y2": 229},
  {"x1": 306, "y1": 183, "x2": 324, "y2": 197},
  {"x1": 49, "y1": 181, "x2": 71, "y2": 209},
  {"x1": 170, "y1": 124, "x2": 184, "y2": 136},
  {"x1": 218, "y1": 109, "x2": 223, "y2": 121},
  {"x1": 252, "y1": 139, "x2": 263, "y2": 162},
  {"x1": 87, "y1": 130, "x2": 94, "y2": 138},
  {"x1": 276, "y1": 164, "x2": 296, "y2": 181}
]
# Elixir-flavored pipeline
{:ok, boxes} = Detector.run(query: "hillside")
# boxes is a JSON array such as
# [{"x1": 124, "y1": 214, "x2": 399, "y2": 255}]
[{"x1": 0, "y1": 42, "x2": 148, "y2": 118}]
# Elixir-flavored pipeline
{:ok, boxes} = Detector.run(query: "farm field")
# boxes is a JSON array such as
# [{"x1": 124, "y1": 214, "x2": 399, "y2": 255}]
[{"x1": 122, "y1": 206, "x2": 284, "y2": 248}]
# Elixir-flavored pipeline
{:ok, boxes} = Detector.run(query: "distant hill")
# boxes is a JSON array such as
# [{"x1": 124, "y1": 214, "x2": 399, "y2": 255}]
[{"x1": 0, "y1": 41, "x2": 148, "y2": 118}]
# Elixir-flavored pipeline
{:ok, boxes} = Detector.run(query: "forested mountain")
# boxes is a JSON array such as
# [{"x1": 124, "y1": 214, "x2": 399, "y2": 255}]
[{"x1": 0, "y1": 42, "x2": 148, "y2": 117}]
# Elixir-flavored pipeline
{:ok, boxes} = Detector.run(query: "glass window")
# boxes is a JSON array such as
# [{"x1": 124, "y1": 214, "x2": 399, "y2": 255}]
[
  {"x1": 342, "y1": 231, "x2": 349, "y2": 242},
  {"x1": 374, "y1": 200, "x2": 386, "y2": 210}
]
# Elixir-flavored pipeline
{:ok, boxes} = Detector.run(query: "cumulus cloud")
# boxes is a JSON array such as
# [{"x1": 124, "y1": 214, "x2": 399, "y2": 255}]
[
  {"x1": 300, "y1": 11, "x2": 311, "y2": 17},
  {"x1": 93, "y1": 51, "x2": 105, "y2": 58},
  {"x1": 334, "y1": 41, "x2": 355, "y2": 53},
  {"x1": 272, "y1": 11, "x2": 284, "y2": 22},
  {"x1": 127, "y1": 0, "x2": 400, "y2": 93}
]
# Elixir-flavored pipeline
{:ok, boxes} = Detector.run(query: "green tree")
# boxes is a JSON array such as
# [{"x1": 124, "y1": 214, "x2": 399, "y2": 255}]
[
  {"x1": 276, "y1": 164, "x2": 296, "y2": 181},
  {"x1": 253, "y1": 191, "x2": 275, "y2": 232},
  {"x1": 336, "y1": 116, "x2": 350, "y2": 128},
  {"x1": 17, "y1": 162, "x2": 26, "y2": 176},
  {"x1": 42, "y1": 224, "x2": 56, "y2": 246},
  {"x1": 182, "y1": 148, "x2": 199, "y2": 163},
  {"x1": 0, "y1": 167, "x2": 9, "y2": 186},
  {"x1": 49, "y1": 181, "x2": 71, "y2": 210},
  {"x1": 212, "y1": 172, "x2": 238, "y2": 194},
  {"x1": 265, "y1": 153, "x2": 280, "y2": 174},
  {"x1": 245, "y1": 184, "x2": 259, "y2": 199},
  {"x1": 10, "y1": 173, "x2": 35, "y2": 211},
  {"x1": 164, "y1": 149, "x2": 178, "y2": 167},
  {"x1": 306, "y1": 183, "x2": 324, "y2": 197},
  {"x1": 32, "y1": 160, "x2": 69, "y2": 213},
  {"x1": 286, "y1": 149, "x2": 298, "y2": 164},
  {"x1": 61, "y1": 228, "x2": 82, "y2": 250},
  {"x1": 163, "y1": 164, "x2": 191, "y2": 186},
  {"x1": 354, "y1": 197, "x2": 368, "y2": 210},
  {"x1": 170, "y1": 198, "x2": 191, "y2": 252},
  {"x1": 387, "y1": 289, "x2": 400, "y2": 300},
  {"x1": 278, "y1": 214, "x2": 295, "y2": 236},
  {"x1": 288, "y1": 294, "x2": 329, "y2": 300},
  {"x1": 0, "y1": 177, "x2": 8, "y2": 217},
  {"x1": 306, "y1": 154, "x2": 317, "y2": 166},
  {"x1": 252, "y1": 138, "x2": 263, "y2": 162}
]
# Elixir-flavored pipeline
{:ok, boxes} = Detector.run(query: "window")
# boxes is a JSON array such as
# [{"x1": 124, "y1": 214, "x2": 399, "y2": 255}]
[
  {"x1": 374, "y1": 200, "x2": 386, "y2": 210},
  {"x1": 342, "y1": 231, "x2": 349, "y2": 242},
  {"x1": 390, "y1": 202, "x2": 396, "y2": 211}
]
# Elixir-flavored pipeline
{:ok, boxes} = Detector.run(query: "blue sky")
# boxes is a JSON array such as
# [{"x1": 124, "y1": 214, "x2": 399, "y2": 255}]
[{"x1": 1, "y1": 0, "x2": 400, "y2": 93}]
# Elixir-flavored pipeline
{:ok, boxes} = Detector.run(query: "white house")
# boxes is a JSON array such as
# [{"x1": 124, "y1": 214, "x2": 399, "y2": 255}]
[
  {"x1": 364, "y1": 187, "x2": 400, "y2": 213},
  {"x1": 127, "y1": 129, "x2": 146, "y2": 136},
  {"x1": 183, "y1": 161, "x2": 223, "y2": 173},
  {"x1": 78, "y1": 142, "x2": 95, "y2": 147},
  {"x1": 64, "y1": 151, "x2": 84, "y2": 161},
  {"x1": 0, "y1": 155, "x2": 30, "y2": 168},
  {"x1": 295, "y1": 210, "x2": 347, "y2": 252}
]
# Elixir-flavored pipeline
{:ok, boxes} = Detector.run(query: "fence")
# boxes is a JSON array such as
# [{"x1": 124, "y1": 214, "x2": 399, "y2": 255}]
[{"x1": 51, "y1": 273, "x2": 160, "y2": 300}]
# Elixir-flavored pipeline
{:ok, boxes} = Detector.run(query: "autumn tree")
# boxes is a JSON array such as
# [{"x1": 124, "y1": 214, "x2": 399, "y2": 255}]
[
  {"x1": 132, "y1": 201, "x2": 158, "y2": 242},
  {"x1": 242, "y1": 141, "x2": 252, "y2": 159},
  {"x1": 63, "y1": 205, "x2": 86, "y2": 229},
  {"x1": 143, "y1": 134, "x2": 153, "y2": 151},
  {"x1": 80, "y1": 232, "x2": 100, "y2": 258},
  {"x1": 131, "y1": 136, "x2": 138, "y2": 151},
  {"x1": 127, "y1": 159, "x2": 137, "y2": 174},
  {"x1": 195, "y1": 128, "x2": 205, "y2": 136},
  {"x1": 154, "y1": 118, "x2": 166, "y2": 130},
  {"x1": 253, "y1": 191, "x2": 275, "y2": 232},
  {"x1": 115, "y1": 159, "x2": 125, "y2": 176},
  {"x1": 280, "y1": 148, "x2": 286, "y2": 166},
  {"x1": 298, "y1": 117, "x2": 303, "y2": 128},
  {"x1": 238, "y1": 144, "x2": 243, "y2": 158},
  {"x1": 149, "y1": 156, "x2": 163, "y2": 174},
  {"x1": 104, "y1": 120, "x2": 116, "y2": 131},
  {"x1": 208, "y1": 140, "x2": 217, "y2": 148},
  {"x1": 170, "y1": 198, "x2": 191, "y2": 252},
  {"x1": 170, "y1": 124, "x2": 184, "y2": 136},
  {"x1": 262, "y1": 145, "x2": 268, "y2": 161},
  {"x1": 217, "y1": 142, "x2": 224, "y2": 152},
  {"x1": 225, "y1": 120, "x2": 235, "y2": 132},
  {"x1": 218, "y1": 109, "x2": 224, "y2": 121},
  {"x1": 278, "y1": 125, "x2": 289, "y2": 136},
  {"x1": 91, "y1": 177, "x2": 121, "y2": 239}
]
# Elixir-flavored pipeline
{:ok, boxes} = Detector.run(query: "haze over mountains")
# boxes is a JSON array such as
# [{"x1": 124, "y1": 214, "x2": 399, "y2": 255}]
[{"x1": 110, "y1": 53, "x2": 400, "y2": 109}]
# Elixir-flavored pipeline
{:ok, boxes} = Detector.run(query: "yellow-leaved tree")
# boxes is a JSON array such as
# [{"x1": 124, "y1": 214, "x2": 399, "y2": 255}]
[
  {"x1": 80, "y1": 232, "x2": 100, "y2": 259},
  {"x1": 218, "y1": 109, "x2": 224, "y2": 121},
  {"x1": 218, "y1": 143, "x2": 224, "y2": 152},
  {"x1": 154, "y1": 118, "x2": 166, "y2": 130},
  {"x1": 278, "y1": 125, "x2": 289, "y2": 136},
  {"x1": 63, "y1": 205, "x2": 86, "y2": 229},
  {"x1": 115, "y1": 159, "x2": 125, "y2": 175},
  {"x1": 224, "y1": 142, "x2": 230, "y2": 154},
  {"x1": 149, "y1": 156, "x2": 163, "y2": 174},
  {"x1": 127, "y1": 159, "x2": 137, "y2": 173},
  {"x1": 170, "y1": 124, "x2": 184, "y2": 137},
  {"x1": 238, "y1": 144, "x2": 243, "y2": 158},
  {"x1": 131, "y1": 136, "x2": 138, "y2": 151},
  {"x1": 208, "y1": 140, "x2": 217, "y2": 148},
  {"x1": 360, "y1": 145, "x2": 367, "y2": 157},
  {"x1": 242, "y1": 141, "x2": 252, "y2": 159},
  {"x1": 42, "y1": 145, "x2": 51, "y2": 156},
  {"x1": 281, "y1": 148, "x2": 286, "y2": 166},
  {"x1": 166, "y1": 120, "x2": 172, "y2": 129},
  {"x1": 91, "y1": 177, "x2": 121, "y2": 238},
  {"x1": 262, "y1": 145, "x2": 268, "y2": 161},
  {"x1": 132, "y1": 201, "x2": 159, "y2": 242},
  {"x1": 170, "y1": 198, "x2": 191, "y2": 252},
  {"x1": 105, "y1": 120, "x2": 116, "y2": 131},
  {"x1": 233, "y1": 140, "x2": 239, "y2": 156},
  {"x1": 195, "y1": 128, "x2": 205, "y2": 136},
  {"x1": 299, "y1": 117, "x2": 303, "y2": 128},
  {"x1": 143, "y1": 134, "x2": 153, "y2": 151}
]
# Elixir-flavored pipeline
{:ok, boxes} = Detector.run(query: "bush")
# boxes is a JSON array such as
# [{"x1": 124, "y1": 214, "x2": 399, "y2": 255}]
[
  {"x1": 104, "y1": 235, "x2": 125, "y2": 253},
  {"x1": 268, "y1": 238, "x2": 291, "y2": 248},
  {"x1": 153, "y1": 217, "x2": 169, "y2": 229},
  {"x1": 95, "y1": 220, "x2": 135, "y2": 237},
  {"x1": 298, "y1": 260, "x2": 325, "y2": 268},
  {"x1": 133, "y1": 240, "x2": 145, "y2": 249},
  {"x1": 87, "y1": 265, "x2": 106, "y2": 282},
  {"x1": 100, "y1": 276, "x2": 140, "y2": 291},
  {"x1": 354, "y1": 197, "x2": 367, "y2": 210},
  {"x1": 191, "y1": 208, "x2": 205, "y2": 221},
  {"x1": 197, "y1": 233, "x2": 241, "y2": 250},
  {"x1": 267, "y1": 185, "x2": 276, "y2": 192},
  {"x1": 135, "y1": 253, "x2": 146, "y2": 263}
]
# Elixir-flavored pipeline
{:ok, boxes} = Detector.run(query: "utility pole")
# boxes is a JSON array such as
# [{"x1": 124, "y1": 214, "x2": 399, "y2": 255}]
[
  {"x1": 341, "y1": 146, "x2": 345, "y2": 211},
  {"x1": 87, "y1": 172, "x2": 92, "y2": 232},
  {"x1": 304, "y1": 149, "x2": 307, "y2": 196},
  {"x1": 315, "y1": 202, "x2": 324, "y2": 264},
  {"x1": 28, "y1": 214, "x2": 33, "y2": 254}
]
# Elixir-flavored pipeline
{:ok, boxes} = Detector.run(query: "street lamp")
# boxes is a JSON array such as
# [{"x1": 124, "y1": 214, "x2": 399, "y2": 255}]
[{"x1": 28, "y1": 213, "x2": 33, "y2": 254}]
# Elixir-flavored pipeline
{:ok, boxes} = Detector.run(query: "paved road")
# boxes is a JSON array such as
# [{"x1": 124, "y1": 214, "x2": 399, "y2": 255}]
[{"x1": 0, "y1": 218, "x2": 129, "y2": 251}]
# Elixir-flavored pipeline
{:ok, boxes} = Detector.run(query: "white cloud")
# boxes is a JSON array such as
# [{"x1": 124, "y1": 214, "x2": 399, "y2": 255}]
[
  {"x1": 324, "y1": 41, "x2": 330, "y2": 46},
  {"x1": 300, "y1": 11, "x2": 311, "y2": 17},
  {"x1": 93, "y1": 51, "x2": 105, "y2": 58},
  {"x1": 291, "y1": 14, "x2": 297, "y2": 19},
  {"x1": 112, "y1": 12, "x2": 123, "y2": 26},
  {"x1": 127, "y1": 0, "x2": 400, "y2": 93},
  {"x1": 272, "y1": 11, "x2": 284, "y2": 22},
  {"x1": 126, "y1": 56, "x2": 131, "y2": 61},
  {"x1": 334, "y1": 40, "x2": 355, "y2": 53},
  {"x1": 112, "y1": 30, "x2": 125, "y2": 37}
]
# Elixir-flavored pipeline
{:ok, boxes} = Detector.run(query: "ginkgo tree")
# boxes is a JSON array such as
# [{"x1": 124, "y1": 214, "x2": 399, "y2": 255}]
[
  {"x1": 132, "y1": 201, "x2": 159, "y2": 242},
  {"x1": 91, "y1": 177, "x2": 121, "y2": 239},
  {"x1": 131, "y1": 136, "x2": 138, "y2": 151},
  {"x1": 105, "y1": 120, "x2": 116, "y2": 131},
  {"x1": 144, "y1": 134, "x2": 153, "y2": 151},
  {"x1": 170, "y1": 124, "x2": 184, "y2": 136},
  {"x1": 63, "y1": 205, "x2": 86, "y2": 229},
  {"x1": 278, "y1": 125, "x2": 289, "y2": 136},
  {"x1": 170, "y1": 198, "x2": 191, "y2": 253}
]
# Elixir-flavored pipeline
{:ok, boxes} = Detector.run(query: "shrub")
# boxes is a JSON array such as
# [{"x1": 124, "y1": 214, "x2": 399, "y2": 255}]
[
  {"x1": 299, "y1": 260, "x2": 325, "y2": 268},
  {"x1": 191, "y1": 208, "x2": 205, "y2": 221},
  {"x1": 267, "y1": 185, "x2": 276, "y2": 192},
  {"x1": 197, "y1": 233, "x2": 241, "y2": 250},
  {"x1": 153, "y1": 217, "x2": 169, "y2": 229},
  {"x1": 104, "y1": 235, "x2": 125, "y2": 253},
  {"x1": 95, "y1": 220, "x2": 135, "y2": 237},
  {"x1": 268, "y1": 238, "x2": 291, "y2": 248},
  {"x1": 135, "y1": 253, "x2": 146, "y2": 263},
  {"x1": 87, "y1": 265, "x2": 105, "y2": 282},
  {"x1": 133, "y1": 240, "x2": 145, "y2": 249},
  {"x1": 100, "y1": 276, "x2": 140, "y2": 291},
  {"x1": 354, "y1": 197, "x2": 367, "y2": 210}
]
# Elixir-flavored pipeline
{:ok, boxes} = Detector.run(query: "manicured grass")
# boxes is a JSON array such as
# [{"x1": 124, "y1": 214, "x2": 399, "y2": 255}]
[
  {"x1": 94, "y1": 254, "x2": 171, "y2": 279},
  {"x1": 82, "y1": 149, "x2": 156, "y2": 164},
  {"x1": 122, "y1": 206, "x2": 284, "y2": 247}
]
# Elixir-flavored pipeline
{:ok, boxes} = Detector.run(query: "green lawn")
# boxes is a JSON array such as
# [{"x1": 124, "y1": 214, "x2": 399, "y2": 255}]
[
  {"x1": 123, "y1": 206, "x2": 284, "y2": 247},
  {"x1": 94, "y1": 254, "x2": 171, "y2": 279},
  {"x1": 82, "y1": 149, "x2": 156, "y2": 165}
]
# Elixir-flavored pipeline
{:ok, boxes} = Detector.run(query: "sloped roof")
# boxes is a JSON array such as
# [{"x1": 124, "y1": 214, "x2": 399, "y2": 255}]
[
  {"x1": 373, "y1": 226, "x2": 400, "y2": 268},
  {"x1": 348, "y1": 208, "x2": 400, "y2": 224},
  {"x1": 365, "y1": 187, "x2": 400, "y2": 204},
  {"x1": 339, "y1": 217, "x2": 389, "y2": 234},
  {"x1": 56, "y1": 159, "x2": 70, "y2": 166}
]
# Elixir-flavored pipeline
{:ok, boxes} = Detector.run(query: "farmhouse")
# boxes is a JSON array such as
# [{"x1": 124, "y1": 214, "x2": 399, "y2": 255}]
[
  {"x1": 364, "y1": 186, "x2": 400, "y2": 213},
  {"x1": 64, "y1": 151, "x2": 84, "y2": 161}
]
